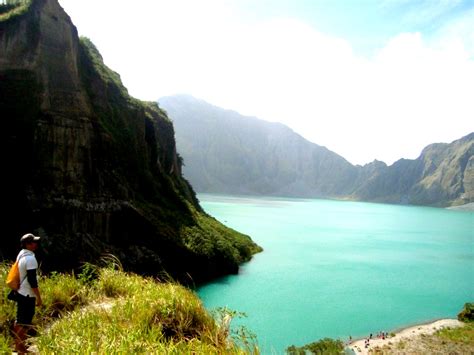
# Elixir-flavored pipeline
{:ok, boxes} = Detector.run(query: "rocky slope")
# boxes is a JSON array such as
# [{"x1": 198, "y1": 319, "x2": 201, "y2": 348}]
[
  {"x1": 159, "y1": 95, "x2": 473, "y2": 207},
  {"x1": 353, "y1": 133, "x2": 474, "y2": 206},
  {"x1": 0, "y1": 0, "x2": 260, "y2": 283}
]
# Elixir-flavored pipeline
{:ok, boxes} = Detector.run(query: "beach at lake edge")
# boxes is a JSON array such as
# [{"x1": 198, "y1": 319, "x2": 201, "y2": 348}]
[{"x1": 347, "y1": 318, "x2": 464, "y2": 354}]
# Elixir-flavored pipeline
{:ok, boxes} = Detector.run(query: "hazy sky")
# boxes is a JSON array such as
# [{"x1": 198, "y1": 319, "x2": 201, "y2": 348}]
[{"x1": 58, "y1": 0, "x2": 474, "y2": 165}]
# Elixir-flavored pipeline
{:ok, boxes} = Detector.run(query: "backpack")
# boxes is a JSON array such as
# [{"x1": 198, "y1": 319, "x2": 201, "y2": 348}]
[
  {"x1": 6, "y1": 254, "x2": 26, "y2": 290},
  {"x1": 6, "y1": 260, "x2": 21, "y2": 290}
]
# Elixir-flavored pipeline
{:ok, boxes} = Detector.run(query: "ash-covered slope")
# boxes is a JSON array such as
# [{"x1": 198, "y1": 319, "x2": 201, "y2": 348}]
[{"x1": 0, "y1": 0, "x2": 260, "y2": 283}]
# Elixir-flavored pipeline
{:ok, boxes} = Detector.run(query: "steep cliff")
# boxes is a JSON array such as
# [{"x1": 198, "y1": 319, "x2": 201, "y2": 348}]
[
  {"x1": 0, "y1": 0, "x2": 260, "y2": 283},
  {"x1": 160, "y1": 95, "x2": 473, "y2": 207}
]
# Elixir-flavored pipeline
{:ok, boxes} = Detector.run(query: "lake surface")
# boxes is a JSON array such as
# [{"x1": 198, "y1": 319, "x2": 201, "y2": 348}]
[{"x1": 197, "y1": 194, "x2": 474, "y2": 354}]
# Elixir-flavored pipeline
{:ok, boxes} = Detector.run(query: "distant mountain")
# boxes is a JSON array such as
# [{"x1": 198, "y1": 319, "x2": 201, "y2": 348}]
[
  {"x1": 159, "y1": 95, "x2": 358, "y2": 197},
  {"x1": 354, "y1": 133, "x2": 474, "y2": 206},
  {"x1": 159, "y1": 95, "x2": 473, "y2": 207}
]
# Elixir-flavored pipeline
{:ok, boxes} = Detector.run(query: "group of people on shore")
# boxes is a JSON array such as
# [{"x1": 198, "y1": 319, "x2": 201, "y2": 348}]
[
  {"x1": 364, "y1": 331, "x2": 389, "y2": 348},
  {"x1": 348, "y1": 331, "x2": 389, "y2": 348},
  {"x1": 370, "y1": 331, "x2": 388, "y2": 340}
]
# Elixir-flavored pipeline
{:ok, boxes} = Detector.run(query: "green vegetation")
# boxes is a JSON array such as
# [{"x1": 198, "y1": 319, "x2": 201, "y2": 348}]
[
  {"x1": 0, "y1": 259, "x2": 258, "y2": 354},
  {"x1": 182, "y1": 212, "x2": 263, "y2": 266},
  {"x1": 0, "y1": 0, "x2": 31, "y2": 21},
  {"x1": 458, "y1": 302, "x2": 474, "y2": 323},
  {"x1": 79, "y1": 37, "x2": 132, "y2": 102},
  {"x1": 286, "y1": 337, "x2": 344, "y2": 354},
  {"x1": 437, "y1": 323, "x2": 474, "y2": 346}
]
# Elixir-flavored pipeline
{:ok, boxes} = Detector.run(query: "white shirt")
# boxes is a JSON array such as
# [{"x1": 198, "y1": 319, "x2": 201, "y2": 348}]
[{"x1": 17, "y1": 249, "x2": 38, "y2": 298}]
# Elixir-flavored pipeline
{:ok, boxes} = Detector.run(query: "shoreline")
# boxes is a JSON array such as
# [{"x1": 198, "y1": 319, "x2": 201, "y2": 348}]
[
  {"x1": 346, "y1": 318, "x2": 464, "y2": 354},
  {"x1": 447, "y1": 202, "x2": 474, "y2": 211}
]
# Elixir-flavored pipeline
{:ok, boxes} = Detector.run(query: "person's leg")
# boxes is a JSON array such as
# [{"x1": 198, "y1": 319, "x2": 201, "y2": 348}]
[
  {"x1": 14, "y1": 295, "x2": 36, "y2": 353},
  {"x1": 13, "y1": 323, "x2": 29, "y2": 354}
]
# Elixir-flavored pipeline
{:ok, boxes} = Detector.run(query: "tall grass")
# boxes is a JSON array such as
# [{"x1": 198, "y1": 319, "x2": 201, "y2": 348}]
[
  {"x1": 0, "y1": 260, "x2": 259, "y2": 354},
  {"x1": 0, "y1": 262, "x2": 16, "y2": 350}
]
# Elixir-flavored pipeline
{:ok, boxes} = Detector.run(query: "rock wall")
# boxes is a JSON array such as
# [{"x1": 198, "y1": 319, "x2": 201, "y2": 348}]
[{"x1": 0, "y1": 0, "x2": 260, "y2": 282}]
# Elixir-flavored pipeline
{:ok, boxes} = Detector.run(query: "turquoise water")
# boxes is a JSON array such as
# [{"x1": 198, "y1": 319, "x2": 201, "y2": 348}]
[{"x1": 197, "y1": 194, "x2": 474, "y2": 354}]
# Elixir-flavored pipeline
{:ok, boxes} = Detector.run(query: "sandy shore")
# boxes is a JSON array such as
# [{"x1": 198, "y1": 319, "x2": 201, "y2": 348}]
[{"x1": 347, "y1": 318, "x2": 464, "y2": 354}]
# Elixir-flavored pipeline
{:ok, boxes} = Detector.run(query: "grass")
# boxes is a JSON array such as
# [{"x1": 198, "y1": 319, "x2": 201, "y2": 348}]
[
  {"x1": 0, "y1": 0, "x2": 31, "y2": 22},
  {"x1": 2, "y1": 262, "x2": 471, "y2": 354},
  {"x1": 437, "y1": 322, "x2": 474, "y2": 347},
  {"x1": 0, "y1": 260, "x2": 259, "y2": 354}
]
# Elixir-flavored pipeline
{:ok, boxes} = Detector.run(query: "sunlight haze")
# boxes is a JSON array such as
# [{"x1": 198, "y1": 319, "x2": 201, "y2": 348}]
[{"x1": 58, "y1": 0, "x2": 474, "y2": 165}]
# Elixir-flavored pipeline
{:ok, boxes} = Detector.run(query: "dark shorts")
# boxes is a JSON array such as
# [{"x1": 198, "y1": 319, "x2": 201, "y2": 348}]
[{"x1": 16, "y1": 294, "x2": 36, "y2": 325}]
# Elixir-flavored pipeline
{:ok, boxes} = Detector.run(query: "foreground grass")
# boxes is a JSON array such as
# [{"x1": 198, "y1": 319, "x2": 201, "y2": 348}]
[{"x1": 0, "y1": 259, "x2": 258, "y2": 354}]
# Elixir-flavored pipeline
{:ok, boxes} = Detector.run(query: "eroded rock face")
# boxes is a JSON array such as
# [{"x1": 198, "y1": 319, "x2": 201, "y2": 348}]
[
  {"x1": 0, "y1": 0, "x2": 259, "y2": 282},
  {"x1": 1, "y1": 0, "x2": 166, "y2": 263}
]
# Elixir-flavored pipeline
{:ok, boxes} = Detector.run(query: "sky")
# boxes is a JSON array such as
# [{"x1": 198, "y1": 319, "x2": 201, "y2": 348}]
[{"x1": 58, "y1": 0, "x2": 474, "y2": 166}]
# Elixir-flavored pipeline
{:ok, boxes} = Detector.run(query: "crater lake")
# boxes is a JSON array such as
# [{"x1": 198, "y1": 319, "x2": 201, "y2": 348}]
[{"x1": 197, "y1": 194, "x2": 474, "y2": 354}]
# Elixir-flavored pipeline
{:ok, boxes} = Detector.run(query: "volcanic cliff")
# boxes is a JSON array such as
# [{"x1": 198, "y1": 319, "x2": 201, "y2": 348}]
[{"x1": 0, "y1": 0, "x2": 260, "y2": 282}]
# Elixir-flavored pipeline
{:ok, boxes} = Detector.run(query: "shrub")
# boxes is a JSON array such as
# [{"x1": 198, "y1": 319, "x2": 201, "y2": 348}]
[
  {"x1": 287, "y1": 337, "x2": 344, "y2": 354},
  {"x1": 458, "y1": 303, "x2": 474, "y2": 323}
]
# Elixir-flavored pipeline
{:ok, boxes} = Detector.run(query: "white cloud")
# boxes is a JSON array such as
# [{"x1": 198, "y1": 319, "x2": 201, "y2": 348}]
[
  {"x1": 59, "y1": 0, "x2": 474, "y2": 166},
  {"x1": 190, "y1": 23, "x2": 474, "y2": 166}
]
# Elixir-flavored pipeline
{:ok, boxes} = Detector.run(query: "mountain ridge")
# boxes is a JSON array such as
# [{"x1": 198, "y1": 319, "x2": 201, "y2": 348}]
[{"x1": 159, "y1": 94, "x2": 473, "y2": 207}]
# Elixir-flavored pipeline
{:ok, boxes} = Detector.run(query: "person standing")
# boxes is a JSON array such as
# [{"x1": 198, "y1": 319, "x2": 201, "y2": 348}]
[{"x1": 13, "y1": 233, "x2": 43, "y2": 354}]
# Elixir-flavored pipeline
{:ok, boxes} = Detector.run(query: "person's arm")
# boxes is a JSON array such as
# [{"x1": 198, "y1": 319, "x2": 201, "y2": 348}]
[
  {"x1": 32, "y1": 287, "x2": 42, "y2": 306},
  {"x1": 26, "y1": 269, "x2": 43, "y2": 306}
]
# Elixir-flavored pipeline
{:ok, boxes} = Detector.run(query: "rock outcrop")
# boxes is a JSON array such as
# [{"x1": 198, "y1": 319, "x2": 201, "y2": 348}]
[{"x1": 0, "y1": 0, "x2": 260, "y2": 283}]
